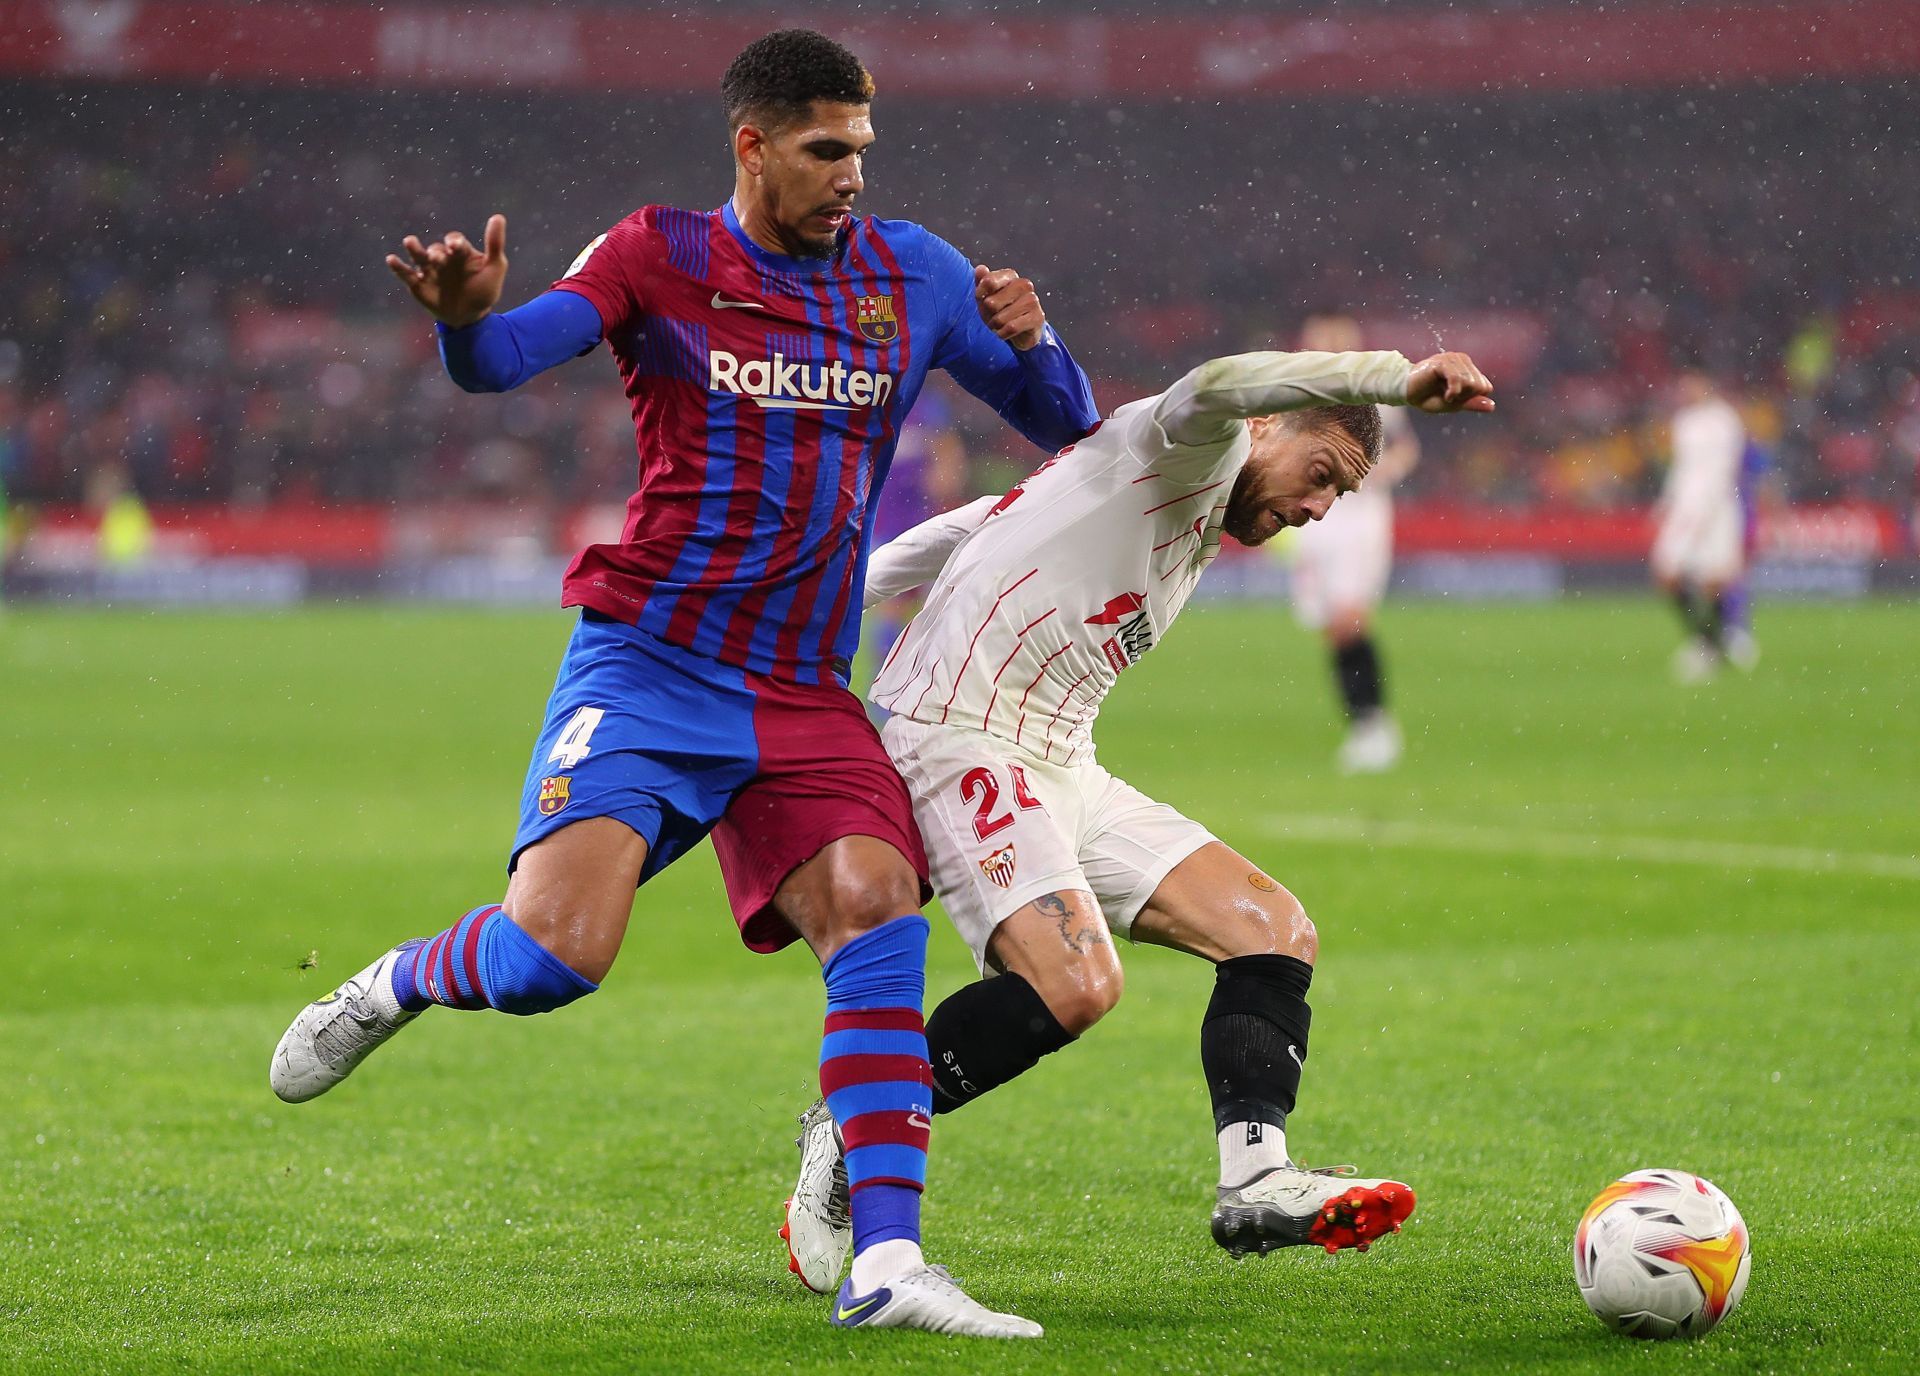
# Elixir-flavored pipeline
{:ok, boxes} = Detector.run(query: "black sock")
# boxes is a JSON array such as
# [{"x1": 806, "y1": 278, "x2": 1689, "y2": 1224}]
[
  {"x1": 1671, "y1": 587, "x2": 1706, "y2": 638},
  {"x1": 1701, "y1": 592, "x2": 1728, "y2": 651},
  {"x1": 1332, "y1": 636, "x2": 1384, "y2": 719},
  {"x1": 925, "y1": 972, "x2": 1074, "y2": 1114},
  {"x1": 1201, "y1": 954, "x2": 1313, "y2": 1132}
]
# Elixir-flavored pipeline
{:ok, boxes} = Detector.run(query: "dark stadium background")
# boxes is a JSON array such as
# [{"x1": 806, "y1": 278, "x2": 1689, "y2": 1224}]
[{"x1": 2, "y1": 0, "x2": 1916, "y2": 603}]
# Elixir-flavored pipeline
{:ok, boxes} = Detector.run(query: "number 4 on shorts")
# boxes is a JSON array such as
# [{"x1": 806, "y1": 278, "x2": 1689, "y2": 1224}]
[{"x1": 547, "y1": 706, "x2": 605, "y2": 769}]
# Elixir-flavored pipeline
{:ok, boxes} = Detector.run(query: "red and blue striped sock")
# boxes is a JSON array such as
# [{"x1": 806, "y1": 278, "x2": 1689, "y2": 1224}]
[
  {"x1": 388, "y1": 905, "x2": 597, "y2": 1015},
  {"x1": 819, "y1": 914, "x2": 933, "y2": 1253}
]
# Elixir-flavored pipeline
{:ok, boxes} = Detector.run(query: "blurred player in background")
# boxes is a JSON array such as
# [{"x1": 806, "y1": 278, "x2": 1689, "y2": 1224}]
[
  {"x1": 1717, "y1": 424, "x2": 1775, "y2": 668},
  {"x1": 779, "y1": 345, "x2": 1494, "y2": 1293},
  {"x1": 1287, "y1": 315, "x2": 1420, "y2": 772},
  {"x1": 864, "y1": 379, "x2": 968, "y2": 674},
  {"x1": 270, "y1": 29, "x2": 1098, "y2": 1339},
  {"x1": 1653, "y1": 369, "x2": 1749, "y2": 682}
]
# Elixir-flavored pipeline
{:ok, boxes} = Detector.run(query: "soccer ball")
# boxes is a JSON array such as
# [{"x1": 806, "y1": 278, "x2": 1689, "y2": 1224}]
[{"x1": 1573, "y1": 1168, "x2": 1750, "y2": 1339}]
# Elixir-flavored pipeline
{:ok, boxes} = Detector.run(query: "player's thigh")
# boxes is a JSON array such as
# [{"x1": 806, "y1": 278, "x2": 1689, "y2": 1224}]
[
  {"x1": 503, "y1": 818, "x2": 651, "y2": 982},
  {"x1": 882, "y1": 715, "x2": 1092, "y2": 975},
  {"x1": 1130, "y1": 840, "x2": 1316, "y2": 965},
  {"x1": 507, "y1": 613, "x2": 756, "y2": 973},
  {"x1": 712, "y1": 677, "x2": 932, "y2": 961},
  {"x1": 1693, "y1": 503, "x2": 1744, "y2": 589},
  {"x1": 1076, "y1": 769, "x2": 1220, "y2": 949},
  {"x1": 1650, "y1": 515, "x2": 1698, "y2": 583},
  {"x1": 1076, "y1": 771, "x2": 1313, "y2": 963},
  {"x1": 982, "y1": 887, "x2": 1122, "y2": 1035}
]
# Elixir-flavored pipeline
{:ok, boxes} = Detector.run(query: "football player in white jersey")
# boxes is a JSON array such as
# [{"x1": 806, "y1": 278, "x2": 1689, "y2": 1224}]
[
  {"x1": 1652, "y1": 369, "x2": 1748, "y2": 682},
  {"x1": 780, "y1": 345, "x2": 1494, "y2": 1293},
  {"x1": 1287, "y1": 315, "x2": 1422, "y2": 771}
]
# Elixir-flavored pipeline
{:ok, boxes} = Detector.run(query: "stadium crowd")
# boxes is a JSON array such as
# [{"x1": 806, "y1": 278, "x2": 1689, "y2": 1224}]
[{"x1": 2, "y1": 79, "x2": 1915, "y2": 521}]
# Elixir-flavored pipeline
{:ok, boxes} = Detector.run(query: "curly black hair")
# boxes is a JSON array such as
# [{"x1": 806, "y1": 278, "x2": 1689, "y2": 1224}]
[{"x1": 722, "y1": 29, "x2": 874, "y2": 132}]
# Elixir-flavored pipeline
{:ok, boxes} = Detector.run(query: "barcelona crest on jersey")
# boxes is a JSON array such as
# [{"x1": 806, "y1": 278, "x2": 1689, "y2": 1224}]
[
  {"x1": 856, "y1": 294, "x2": 899, "y2": 344},
  {"x1": 537, "y1": 776, "x2": 571, "y2": 817}
]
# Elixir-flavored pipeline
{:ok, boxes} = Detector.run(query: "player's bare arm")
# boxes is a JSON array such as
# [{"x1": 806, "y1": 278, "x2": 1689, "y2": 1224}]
[
  {"x1": 385, "y1": 213, "x2": 509, "y2": 327},
  {"x1": 973, "y1": 265, "x2": 1048, "y2": 350}
]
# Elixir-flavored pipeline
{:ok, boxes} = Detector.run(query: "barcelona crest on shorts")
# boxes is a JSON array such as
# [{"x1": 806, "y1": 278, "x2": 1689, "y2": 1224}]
[
  {"x1": 979, "y1": 843, "x2": 1017, "y2": 890},
  {"x1": 537, "y1": 775, "x2": 571, "y2": 817},
  {"x1": 856, "y1": 294, "x2": 899, "y2": 344}
]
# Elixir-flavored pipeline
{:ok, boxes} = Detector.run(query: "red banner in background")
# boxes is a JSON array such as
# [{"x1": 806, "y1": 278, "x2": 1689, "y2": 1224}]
[
  {"x1": 3, "y1": 1, "x2": 1918, "y2": 97},
  {"x1": 21, "y1": 501, "x2": 1906, "y2": 567}
]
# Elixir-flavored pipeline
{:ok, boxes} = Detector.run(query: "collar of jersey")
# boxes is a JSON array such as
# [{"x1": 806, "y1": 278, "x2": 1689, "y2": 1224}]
[{"x1": 720, "y1": 201, "x2": 846, "y2": 277}]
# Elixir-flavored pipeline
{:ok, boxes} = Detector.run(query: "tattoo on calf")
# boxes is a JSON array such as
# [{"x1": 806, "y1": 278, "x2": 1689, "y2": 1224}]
[
  {"x1": 1035, "y1": 892, "x2": 1108, "y2": 954},
  {"x1": 1247, "y1": 872, "x2": 1279, "y2": 892}
]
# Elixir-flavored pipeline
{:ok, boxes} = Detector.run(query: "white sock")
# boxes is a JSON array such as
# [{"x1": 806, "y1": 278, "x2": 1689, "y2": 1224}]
[
  {"x1": 850, "y1": 1237, "x2": 924, "y2": 1294},
  {"x1": 1219, "y1": 1121, "x2": 1289, "y2": 1189}
]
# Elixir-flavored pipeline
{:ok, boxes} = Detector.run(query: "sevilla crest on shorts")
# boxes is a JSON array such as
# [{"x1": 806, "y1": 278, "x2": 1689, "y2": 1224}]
[
  {"x1": 856, "y1": 294, "x2": 899, "y2": 344},
  {"x1": 979, "y1": 843, "x2": 1017, "y2": 889},
  {"x1": 537, "y1": 776, "x2": 571, "y2": 817}
]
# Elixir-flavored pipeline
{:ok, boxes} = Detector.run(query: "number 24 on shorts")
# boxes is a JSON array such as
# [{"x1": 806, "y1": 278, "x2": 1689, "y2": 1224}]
[{"x1": 960, "y1": 763, "x2": 1044, "y2": 842}]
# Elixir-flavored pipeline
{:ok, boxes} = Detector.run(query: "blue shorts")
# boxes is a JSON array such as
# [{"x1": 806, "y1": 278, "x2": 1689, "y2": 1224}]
[{"x1": 513, "y1": 613, "x2": 929, "y2": 951}]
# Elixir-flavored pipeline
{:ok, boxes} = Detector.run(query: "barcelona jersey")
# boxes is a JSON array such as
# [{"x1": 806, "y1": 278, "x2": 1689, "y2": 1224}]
[{"x1": 548, "y1": 202, "x2": 1094, "y2": 684}]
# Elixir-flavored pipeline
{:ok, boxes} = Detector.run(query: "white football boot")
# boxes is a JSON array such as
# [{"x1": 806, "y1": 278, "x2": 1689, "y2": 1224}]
[
  {"x1": 1671, "y1": 638, "x2": 1720, "y2": 684},
  {"x1": 1212, "y1": 1162, "x2": 1417, "y2": 1257},
  {"x1": 781, "y1": 1099, "x2": 852, "y2": 1292},
  {"x1": 270, "y1": 943, "x2": 422, "y2": 1102},
  {"x1": 829, "y1": 1264, "x2": 1042, "y2": 1338},
  {"x1": 1338, "y1": 711, "x2": 1403, "y2": 774},
  {"x1": 1724, "y1": 628, "x2": 1760, "y2": 672}
]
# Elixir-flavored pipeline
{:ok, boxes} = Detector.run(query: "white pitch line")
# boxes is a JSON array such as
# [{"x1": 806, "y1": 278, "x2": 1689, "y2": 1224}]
[{"x1": 1254, "y1": 813, "x2": 1920, "y2": 882}]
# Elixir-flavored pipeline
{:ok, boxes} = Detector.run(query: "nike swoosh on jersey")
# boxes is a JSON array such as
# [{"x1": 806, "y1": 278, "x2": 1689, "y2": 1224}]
[{"x1": 710, "y1": 292, "x2": 765, "y2": 310}]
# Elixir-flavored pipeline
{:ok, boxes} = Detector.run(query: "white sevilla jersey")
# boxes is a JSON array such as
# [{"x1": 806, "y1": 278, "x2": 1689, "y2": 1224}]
[
  {"x1": 870, "y1": 396, "x2": 1245, "y2": 765},
  {"x1": 870, "y1": 348, "x2": 1412, "y2": 763}
]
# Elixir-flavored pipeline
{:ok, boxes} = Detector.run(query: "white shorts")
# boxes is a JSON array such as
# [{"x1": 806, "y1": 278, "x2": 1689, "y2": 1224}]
[
  {"x1": 1291, "y1": 488, "x2": 1393, "y2": 630},
  {"x1": 1651, "y1": 501, "x2": 1743, "y2": 584},
  {"x1": 880, "y1": 714, "x2": 1216, "y2": 971}
]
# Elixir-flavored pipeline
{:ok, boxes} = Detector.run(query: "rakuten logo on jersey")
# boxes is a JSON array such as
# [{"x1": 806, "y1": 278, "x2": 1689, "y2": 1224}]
[{"x1": 708, "y1": 350, "x2": 895, "y2": 411}]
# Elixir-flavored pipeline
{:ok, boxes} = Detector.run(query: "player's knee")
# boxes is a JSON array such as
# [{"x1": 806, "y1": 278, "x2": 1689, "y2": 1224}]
[
  {"x1": 781, "y1": 836, "x2": 924, "y2": 958},
  {"x1": 1036, "y1": 959, "x2": 1121, "y2": 1036},
  {"x1": 827, "y1": 871, "x2": 924, "y2": 937},
  {"x1": 1032, "y1": 949, "x2": 1124, "y2": 1036},
  {"x1": 475, "y1": 907, "x2": 602, "y2": 1014},
  {"x1": 499, "y1": 901, "x2": 618, "y2": 986},
  {"x1": 1228, "y1": 894, "x2": 1317, "y2": 965}
]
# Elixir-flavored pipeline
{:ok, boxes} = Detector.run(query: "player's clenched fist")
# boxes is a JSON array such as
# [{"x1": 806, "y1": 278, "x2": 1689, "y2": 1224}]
[
  {"x1": 973, "y1": 264, "x2": 1049, "y2": 351},
  {"x1": 1406, "y1": 351, "x2": 1495, "y2": 413},
  {"x1": 386, "y1": 213, "x2": 510, "y2": 329}
]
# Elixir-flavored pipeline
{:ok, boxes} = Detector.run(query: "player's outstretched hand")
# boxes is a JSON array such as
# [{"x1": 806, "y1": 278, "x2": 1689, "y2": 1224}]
[
  {"x1": 1406, "y1": 351, "x2": 1495, "y2": 413},
  {"x1": 385, "y1": 214, "x2": 509, "y2": 328},
  {"x1": 974, "y1": 264, "x2": 1048, "y2": 351}
]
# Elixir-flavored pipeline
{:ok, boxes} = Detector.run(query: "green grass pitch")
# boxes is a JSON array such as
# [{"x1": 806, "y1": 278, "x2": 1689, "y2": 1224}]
[{"x1": 2, "y1": 600, "x2": 1915, "y2": 1374}]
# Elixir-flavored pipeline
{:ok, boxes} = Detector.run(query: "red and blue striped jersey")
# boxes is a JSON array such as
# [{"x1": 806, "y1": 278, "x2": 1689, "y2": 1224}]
[{"x1": 549, "y1": 202, "x2": 1095, "y2": 684}]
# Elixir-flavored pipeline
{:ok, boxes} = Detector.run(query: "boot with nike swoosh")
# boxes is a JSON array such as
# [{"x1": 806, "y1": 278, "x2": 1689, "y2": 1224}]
[
  {"x1": 1211, "y1": 1162, "x2": 1416, "y2": 1257},
  {"x1": 829, "y1": 1264, "x2": 1042, "y2": 1338}
]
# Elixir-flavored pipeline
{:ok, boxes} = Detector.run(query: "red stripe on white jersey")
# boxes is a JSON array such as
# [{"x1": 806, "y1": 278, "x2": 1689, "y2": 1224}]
[
  {"x1": 937, "y1": 568, "x2": 1040, "y2": 724},
  {"x1": 980, "y1": 606, "x2": 1059, "y2": 727},
  {"x1": 1142, "y1": 479, "x2": 1226, "y2": 516},
  {"x1": 1038, "y1": 667, "x2": 1097, "y2": 761}
]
